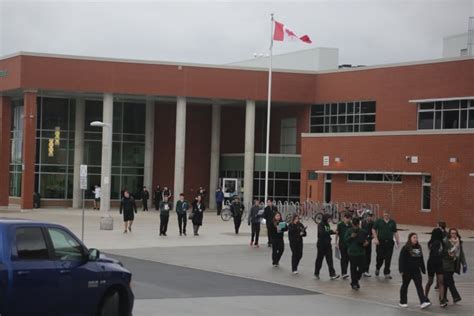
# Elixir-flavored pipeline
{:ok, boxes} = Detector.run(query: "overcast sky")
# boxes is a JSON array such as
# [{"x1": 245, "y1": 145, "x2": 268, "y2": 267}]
[{"x1": 1, "y1": 0, "x2": 473, "y2": 66}]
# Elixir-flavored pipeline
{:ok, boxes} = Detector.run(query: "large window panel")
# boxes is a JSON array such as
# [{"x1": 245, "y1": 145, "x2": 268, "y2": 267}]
[
  {"x1": 442, "y1": 110, "x2": 459, "y2": 129},
  {"x1": 417, "y1": 99, "x2": 472, "y2": 130},
  {"x1": 418, "y1": 112, "x2": 434, "y2": 129},
  {"x1": 123, "y1": 103, "x2": 146, "y2": 134},
  {"x1": 40, "y1": 174, "x2": 66, "y2": 198}
]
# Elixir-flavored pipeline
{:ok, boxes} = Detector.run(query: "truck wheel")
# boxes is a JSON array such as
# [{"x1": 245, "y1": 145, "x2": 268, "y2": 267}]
[{"x1": 100, "y1": 291, "x2": 120, "y2": 316}]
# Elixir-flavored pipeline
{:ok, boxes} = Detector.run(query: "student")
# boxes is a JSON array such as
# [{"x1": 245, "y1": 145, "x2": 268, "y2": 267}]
[
  {"x1": 230, "y1": 196, "x2": 244, "y2": 234},
  {"x1": 191, "y1": 195, "x2": 206, "y2": 236},
  {"x1": 398, "y1": 233, "x2": 431, "y2": 309},
  {"x1": 215, "y1": 188, "x2": 224, "y2": 215},
  {"x1": 159, "y1": 196, "x2": 173, "y2": 236},
  {"x1": 314, "y1": 214, "x2": 340, "y2": 280},
  {"x1": 336, "y1": 212, "x2": 352, "y2": 280},
  {"x1": 248, "y1": 199, "x2": 263, "y2": 247},
  {"x1": 263, "y1": 200, "x2": 278, "y2": 247},
  {"x1": 361, "y1": 211, "x2": 375, "y2": 277},
  {"x1": 93, "y1": 185, "x2": 101, "y2": 210},
  {"x1": 175, "y1": 193, "x2": 189, "y2": 236},
  {"x1": 344, "y1": 217, "x2": 368, "y2": 290},
  {"x1": 141, "y1": 186, "x2": 150, "y2": 212},
  {"x1": 425, "y1": 228, "x2": 446, "y2": 307},
  {"x1": 442, "y1": 228, "x2": 467, "y2": 304},
  {"x1": 372, "y1": 211, "x2": 400, "y2": 279},
  {"x1": 154, "y1": 185, "x2": 162, "y2": 210},
  {"x1": 288, "y1": 214, "x2": 307, "y2": 274},
  {"x1": 268, "y1": 212, "x2": 288, "y2": 267},
  {"x1": 119, "y1": 190, "x2": 137, "y2": 233}
]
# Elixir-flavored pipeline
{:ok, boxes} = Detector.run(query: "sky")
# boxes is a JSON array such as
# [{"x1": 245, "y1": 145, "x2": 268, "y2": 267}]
[{"x1": 0, "y1": 0, "x2": 473, "y2": 66}]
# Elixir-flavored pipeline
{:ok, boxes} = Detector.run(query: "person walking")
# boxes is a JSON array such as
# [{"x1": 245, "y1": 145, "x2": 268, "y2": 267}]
[
  {"x1": 191, "y1": 195, "x2": 205, "y2": 236},
  {"x1": 230, "y1": 196, "x2": 244, "y2": 234},
  {"x1": 176, "y1": 193, "x2": 189, "y2": 236},
  {"x1": 159, "y1": 196, "x2": 172, "y2": 236},
  {"x1": 288, "y1": 214, "x2": 307, "y2": 274},
  {"x1": 248, "y1": 199, "x2": 263, "y2": 247},
  {"x1": 442, "y1": 228, "x2": 467, "y2": 305},
  {"x1": 119, "y1": 190, "x2": 137, "y2": 233},
  {"x1": 398, "y1": 232, "x2": 431, "y2": 309},
  {"x1": 372, "y1": 211, "x2": 400, "y2": 279},
  {"x1": 141, "y1": 186, "x2": 150, "y2": 212},
  {"x1": 215, "y1": 188, "x2": 224, "y2": 215},
  {"x1": 263, "y1": 199, "x2": 278, "y2": 247},
  {"x1": 361, "y1": 211, "x2": 375, "y2": 277},
  {"x1": 154, "y1": 185, "x2": 162, "y2": 210},
  {"x1": 93, "y1": 185, "x2": 101, "y2": 210},
  {"x1": 336, "y1": 212, "x2": 352, "y2": 280},
  {"x1": 425, "y1": 228, "x2": 446, "y2": 307},
  {"x1": 344, "y1": 217, "x2": 368, "y2": 290},
  {"x1": 315, "y1": 214, "x2": 340, "y2": 280},
  {"x1": 268, "y1": 212, "x2": 288, "y2": 267}
]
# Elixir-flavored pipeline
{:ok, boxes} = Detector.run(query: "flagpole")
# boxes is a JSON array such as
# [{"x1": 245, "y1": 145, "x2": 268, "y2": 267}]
[{"x1": 264, "y1": 13, "x2": 274, "y2": 205}]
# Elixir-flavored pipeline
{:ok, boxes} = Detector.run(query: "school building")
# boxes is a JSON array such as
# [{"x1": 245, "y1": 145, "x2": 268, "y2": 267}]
[{"x1": 0, "y1": 52, "x2": 473, "y2": 228}]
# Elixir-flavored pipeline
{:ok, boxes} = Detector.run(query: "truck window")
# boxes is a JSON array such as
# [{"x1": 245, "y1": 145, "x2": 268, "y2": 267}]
[
  {"x1": 47, "y1": 228, "x2": 84, "y2": 261},
  {"x1": 15, "y1": 227, "x2": 49, "y2": 260}
]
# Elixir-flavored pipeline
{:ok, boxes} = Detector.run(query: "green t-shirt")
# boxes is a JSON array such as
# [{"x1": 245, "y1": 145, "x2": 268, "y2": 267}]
[
  {"x1": 337, "y1": 221, "x2": 351, "y2": 246},
  {"x1": 373, "y1": 218, "x2": 397, "y2": 241},
  {"x1": 344, "y1": 228, "x2": 367, "y2": 257}
]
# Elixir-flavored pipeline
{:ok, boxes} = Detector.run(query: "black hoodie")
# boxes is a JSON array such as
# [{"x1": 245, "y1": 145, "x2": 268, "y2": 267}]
[{"x1": 399, "y1": 244, "x2": 426, "y2": 274}]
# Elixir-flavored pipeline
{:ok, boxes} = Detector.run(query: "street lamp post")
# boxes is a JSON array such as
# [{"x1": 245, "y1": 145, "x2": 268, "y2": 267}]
[{"x1": 90, "y1": 120, "x2": 114, "y2": 230}]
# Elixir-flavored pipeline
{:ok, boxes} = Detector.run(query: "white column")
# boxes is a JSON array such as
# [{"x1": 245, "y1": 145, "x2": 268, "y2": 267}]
[
  {"x1": 99, "y1": 93, "x2": 113, "y2": 226},
  {"x1": 243, "y1": 100, "x2": 255, "y2": 207},
  {"x1": 209, "y1": 101, "x2": 221, "y2": 210},
  {"x1": 173, "y1": 97, "x2": 186, "y2": 199},
  {"x1": 143, "y1": 99, "x2": 155, "y2": 190},
  {"x1": 72, "y1": 98, "x2": 85, "y2": 209}
]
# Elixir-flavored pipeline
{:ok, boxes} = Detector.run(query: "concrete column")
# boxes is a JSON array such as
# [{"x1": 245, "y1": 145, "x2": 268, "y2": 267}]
[
  {"x1": 21, "y1": 91, "x2": 37, "y2": 210},
  {"x1": 72, "y1": 98, "x2": 85, "y2": 209},
  {"x1": 143, "y1": 99, "x2": 155, "y2": 190},
  {"x1": 208, "y1": 102, "x2": 221, "y2": 210},
  {"x1": 99, "y1": 93, "x2": 113, "y2": 221},
  {"x1": 243, "y1": 100, "x2": 255, "y2": 207},
  {"x1": 0, "y1": 97, "x2": 12, "y2": 206},
  {"x1": 173, "y1": 97, "x2": 186, "y2": 199}
]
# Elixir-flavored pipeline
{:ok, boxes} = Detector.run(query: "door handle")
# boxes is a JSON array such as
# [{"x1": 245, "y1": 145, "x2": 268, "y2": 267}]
[
  {"x1": 60, "y1": 269, "x2": 70, "y2": 275},
  {"x1": 17, "y1": 270, "x2": 31, "y2": 276}
]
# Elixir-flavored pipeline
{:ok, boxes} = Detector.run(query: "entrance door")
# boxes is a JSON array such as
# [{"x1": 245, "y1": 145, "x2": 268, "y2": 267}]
[{"x1": 324, "y1": 174, "x2": 332, "y2": 203}]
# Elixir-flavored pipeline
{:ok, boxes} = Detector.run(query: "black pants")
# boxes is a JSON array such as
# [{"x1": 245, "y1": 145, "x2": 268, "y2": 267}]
[
  {"x1": 365, "y1": 242, "x2": 372, "y2": 273},
  {"x1": 266, "y1": 222, "x2": 273, "y2": 245},
  {"x1": 217, "y1": 202, "x2": 222, "y2": 215},
  {"x1": 154, "y1": 200, "x2": 159, "y2": 210},
  {"x1": 349, "y1": 255, "x2": 365, "y2": 286},
  {"x1": 339, "y1": 244, "x2": 349, "y2": 275},
  {"x1": 443, "y1": 271, "x2": 461, "y2": 301},
  {"x1": 290, "y1": 241, "x2": 303, "y2": 272},
  {"x1": 193, "y1": 224, "x2": 200, "y2": 235},
  {"x1": 143, "y1": 199, "x2": 148, "y2": 211},
  {"x1": 376, "y1": 239, "x2": 394, "y2": 275},
  {"x1": 160, "y1": 214, "x2": 169, "y2": 235},
  {"x1": 234, "y1": 215, "x2": 242, "y2": 234},
  {"x1": 251, "y1": 223, "x2": 260, "y2": 245},
  {"x1": 400, "y1": 271, "x2": 428, "y2": 304},
  {"x1": 315, "y1": 244, "x2": 336, "y2": 276},
  {"x1": 272, "y1": 238, "x2": 284, "y2": 265},
  {"x1": 177, "y1": 213, "x2": 187, "y2": 234}
]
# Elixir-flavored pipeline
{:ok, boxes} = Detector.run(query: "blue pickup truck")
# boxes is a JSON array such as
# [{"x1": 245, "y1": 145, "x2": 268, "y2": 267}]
[{"x1": 0, "y1": 219, "x2": 134, "y2": 316}]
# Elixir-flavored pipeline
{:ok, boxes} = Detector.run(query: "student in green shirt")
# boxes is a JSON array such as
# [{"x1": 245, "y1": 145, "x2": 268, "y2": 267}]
[
  {"x1": 372, "y1": 211, "x2": 400, "y2": 279},
  {"x1": 336, "y1": 212, "x2": 352, "y2": 279},
  {"x1": 345, "y1": 217, "x2": 368, "y2": 290}
]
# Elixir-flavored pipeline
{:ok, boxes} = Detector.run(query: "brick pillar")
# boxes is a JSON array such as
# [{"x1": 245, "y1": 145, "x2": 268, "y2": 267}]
[
  {"x1": 21, "y1": 91, "x2": 37, "y2": 210},
  {"x1": 0, "y1": 97, "x2": 12, "y2": 206}
]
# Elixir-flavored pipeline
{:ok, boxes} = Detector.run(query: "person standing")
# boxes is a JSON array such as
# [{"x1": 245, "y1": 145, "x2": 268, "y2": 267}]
[
  {"x1": 442, "y1": 228, "x2": 467, "y2": 305},
  {"x1": 248, "y1": 199, "x2": 263, "y2": 247},
  {"x1": 268, "y1": 212, "x2": 288, "y2": 267},
  {"x1": 175, "y1": 193, "x2": 189, "y2": 236},
  {"x1": 162, "y1": 186, "x2": 172, "y2": 201},
  {"x1": 336, "y1": 212, "x2": 352, "y2": 280},
  {"x1": 154, "y1": 185, "x2": 162, "y2": 210},
  {"x1": 93, "y1": 185, "x2": 101, "y2": 210},
  {"x1": 362, "y1": 211, "x2": 375, "y2": 277},
  {"x1": 288, "y1": 214, "x2": 307, "y2": 274},
  {"x1": 119, "y1": 190, "x2": 137, "y2": 233},
  {"x1": 198, "y1": 186, "x2": 206, "y2": 198},
  {"x1": 263, "y1": 199, "x2": 278, "y2": 247},
  {"x1": 398, "y1": 233, "x2": 431, "y2": 309},
  {"x1": 425, "y1": 228, "x2": 446, "y2": 307},
  {"x1": 230, "y1": 196, "x2": 244, "y2": 234},
  {"x1": 344, "y1": 217, "x2": 368, "y2": 290},
  {"x1": 372, "y1": 211, "x2": 400, "y2": 279},
  {"x1": 141, "y1": 186, "x2": 150, "y2": 212},
  {"x1": 159, "y1": 196, "x2": 172, "y2": 236},
  {"x1": 215, "y1": 188, "x2": 224, "y2": 215},
  {"x1": 315, "y1": 214, "x2": 340, "y2": 280},
  {"x1": 191, "y1": 195, "x2": 205, "y2": 236}
]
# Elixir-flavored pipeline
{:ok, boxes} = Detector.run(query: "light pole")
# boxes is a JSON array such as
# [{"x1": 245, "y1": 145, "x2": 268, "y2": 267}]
[{"x1": 90, "y1": 120, "x2": 114, "y2": 230}]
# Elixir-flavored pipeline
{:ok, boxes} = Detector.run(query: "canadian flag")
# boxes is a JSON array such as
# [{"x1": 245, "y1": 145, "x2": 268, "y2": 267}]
[{"x1": 273, "y1": 21, "x2": 312, "y2": 44}]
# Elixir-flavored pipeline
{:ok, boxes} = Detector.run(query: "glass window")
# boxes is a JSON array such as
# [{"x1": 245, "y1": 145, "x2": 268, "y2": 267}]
[
  {"x1": 348, "y1": 174, "x2": 364, "y2": 181},
  {"x1": 40, "y1": 174, "x2": 66, "y2": 198},
  {"x1": 47, "y1": 228, "x2": 84, "y2": 261},
  {"x1": 443, "y1": 110, "x2": 459, "y2": 129},
  {"x1": 123, "y1": 103, "x2": 146, "y2": 134},
  {"x1": 469, "y1": 110, "x2": 474, "y2": 128},
  {"x1": 361, "y1": 101, "x2": 376, "y2": 113},
  {"x1": 311, "y1": 104, "x2": 324, "y2": 116},
  {"x1": 84, "y1": 141, "x2": 102, "y2": 166},
  {"x1": 274, "y1": 180, "x2": 289, "y2": 197},
  {"x1": 121, "y1": 143, "x2": 145, "y2": 167},
  {"x1": 418, "y1": 112, "x2": 434, "y2": 129},
  {"x1": 366, "y1": 174, "x2": 383, "y2": 181},
  {"x1": 417, "y1": 99, "x2": 472, "y2": 131},
  {"x1": 15, "y1": 228, "x2": 49, "y2": 260},
  {"x1": 41, "y1": 98, "x2": 70, "y2": 130},
  {"x1": 84, "y1": 100, "x2": 103, "y2": 132}
]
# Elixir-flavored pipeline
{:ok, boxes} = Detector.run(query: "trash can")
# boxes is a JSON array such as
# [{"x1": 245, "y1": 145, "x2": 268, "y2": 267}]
[{"x1": 33, "y1": 192, "x2": 41, "y2": 208}]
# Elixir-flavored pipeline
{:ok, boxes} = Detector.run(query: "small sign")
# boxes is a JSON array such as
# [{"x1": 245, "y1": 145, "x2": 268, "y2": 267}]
[
  {"x1": 80, "y1": 165, "x2": 88, "y2": 189},
  {"x1": 411, "y1": 156, "x2": 418, "y2": 164},
  {"x1": 323, "y1": 156, "x2": 330, "y2": 166}
]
